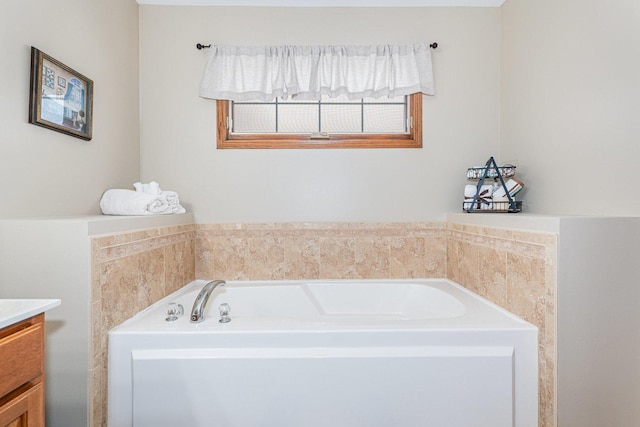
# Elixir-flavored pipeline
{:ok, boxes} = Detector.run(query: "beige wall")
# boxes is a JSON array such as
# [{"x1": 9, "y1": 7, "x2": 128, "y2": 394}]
[
  {"x1": 500, "y1": 0, "x2": 640, "y2": 215},
  {"x1": 10, "y1": 0, "x2": 638, "y2": 220},
  {"x1": 0, "y1": 0, "x2": 140, "y2": 217},
  {"x1": 139, "y1": 6, "x2": 501, "y2": 223}
]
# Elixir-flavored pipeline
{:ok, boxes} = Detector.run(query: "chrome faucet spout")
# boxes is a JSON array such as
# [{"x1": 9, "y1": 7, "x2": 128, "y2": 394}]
[{"x1": 190, "y1": 280, "x2": 226, "y2": 323}]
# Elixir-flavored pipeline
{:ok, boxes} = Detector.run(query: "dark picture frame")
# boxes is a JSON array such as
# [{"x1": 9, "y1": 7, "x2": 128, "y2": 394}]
[{"x1": 29, "y1": 47, "x2": 93, "y2": 141}]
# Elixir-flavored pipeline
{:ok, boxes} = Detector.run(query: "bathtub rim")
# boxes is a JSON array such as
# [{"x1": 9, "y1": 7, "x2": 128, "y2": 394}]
[{"x1": 109, "y1": 278, "x2": 537, "y2": 334}]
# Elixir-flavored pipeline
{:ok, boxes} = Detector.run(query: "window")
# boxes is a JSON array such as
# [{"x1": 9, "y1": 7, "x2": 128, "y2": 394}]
[{"x1": 216, "y1": 94, "x2": 422, "y2": 149}]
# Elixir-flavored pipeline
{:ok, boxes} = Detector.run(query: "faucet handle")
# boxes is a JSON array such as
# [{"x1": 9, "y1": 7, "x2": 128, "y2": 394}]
[
  {"x1": 166, "y1": 303, "x2": 184, "y2": 322},
  {"x1": 219, "y1": 303, "x2": 231, "y2": 323}
]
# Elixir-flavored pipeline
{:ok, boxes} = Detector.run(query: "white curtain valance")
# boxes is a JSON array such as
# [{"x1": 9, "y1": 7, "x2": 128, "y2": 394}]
[{"x1": 199, "y1": 43, "x2": 434, "y2": 102}]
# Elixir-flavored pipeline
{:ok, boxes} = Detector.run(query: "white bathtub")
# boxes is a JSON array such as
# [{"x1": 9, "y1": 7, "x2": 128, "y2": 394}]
[{"x1": 108, "y1": 279, "x2": 538, "y2": 427}]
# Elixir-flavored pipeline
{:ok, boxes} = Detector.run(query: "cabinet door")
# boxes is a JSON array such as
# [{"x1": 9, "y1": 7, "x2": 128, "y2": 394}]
[
  {"x1": 0, "y1": 383, "x2": 44, "y2": 427},
  {"x1": 0, "y1": 317, "x2": 44, "y2": 399}
]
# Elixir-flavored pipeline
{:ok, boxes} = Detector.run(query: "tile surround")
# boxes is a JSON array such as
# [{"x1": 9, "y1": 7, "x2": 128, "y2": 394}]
[
  {"x1": 195, "y1": 222, "x2": 447, "y2": 280},
  {"x1": 92, "y1": 221, "x2": 556, "y2": 427},
  {"x1": 447, "y1": 222, "x2": 557, "y2": 427},
  {"x1": 91, "y1": 224, "x2": 196, "y2": 427}
]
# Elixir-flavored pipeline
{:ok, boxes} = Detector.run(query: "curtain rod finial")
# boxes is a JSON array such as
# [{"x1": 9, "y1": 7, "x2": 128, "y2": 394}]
[
  {"x1": 430, "y1": 42, "x2": 438, "y2": 49},
  {"x1": 196, "y1": 43, "x2": 212, "y2": 50}
]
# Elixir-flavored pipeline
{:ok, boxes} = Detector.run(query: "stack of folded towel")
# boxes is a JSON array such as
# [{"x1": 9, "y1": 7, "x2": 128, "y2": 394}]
[
  {"x1": 492, "y1": 178, "x2": 524, "y2": 203},
  {"x1": 464, "y1": 178, "x2": 524, "y2": 211},
  {"x1": 100, "y1": 181, "x2": 186, "y2": 216},
  {"x1": 464, "y1": 184, "x2": 495, "y2": 210}
]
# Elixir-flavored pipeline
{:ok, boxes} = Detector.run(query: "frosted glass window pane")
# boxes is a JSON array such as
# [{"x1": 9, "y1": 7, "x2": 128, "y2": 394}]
[
  {"x1": 231, "y1": 95, "x2": 408, "y2": 135},
  {"x1": 363, "y1": 104, "x2": 406, "y2": 133},
  {"x1": 321, "y1": 105, "x2": 362, "y2": 133},
  {"x1": 278, "y1": 105, "x2": 319, "y2": 133},
  {"x1": 233, "y1": 104, "x2": 276, "y2": 133}
]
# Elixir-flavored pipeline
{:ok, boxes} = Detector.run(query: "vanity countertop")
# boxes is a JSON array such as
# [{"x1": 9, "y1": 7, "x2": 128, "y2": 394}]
[{"x1": 0, "y1": 299, "x2": 61, "y2": 329}]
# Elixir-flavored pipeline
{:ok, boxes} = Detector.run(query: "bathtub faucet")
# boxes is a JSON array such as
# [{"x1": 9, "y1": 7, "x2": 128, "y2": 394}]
[{"x1": 190, "y1": 280, "x2": 226, "y2": 323}]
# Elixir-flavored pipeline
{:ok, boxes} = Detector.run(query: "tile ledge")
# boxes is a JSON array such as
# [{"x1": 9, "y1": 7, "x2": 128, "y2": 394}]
[
  {"x1": 447, "y1": 212, "x2": 562, "y2": 233},
  {"x1": 0, "y1": 213, "x2": 195, "y2": 236}
]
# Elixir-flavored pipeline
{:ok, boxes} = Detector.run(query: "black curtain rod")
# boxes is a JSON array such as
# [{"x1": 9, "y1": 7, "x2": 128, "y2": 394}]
[{"x1": 196, "y1": 42, "x2": 438, "y2": 50}]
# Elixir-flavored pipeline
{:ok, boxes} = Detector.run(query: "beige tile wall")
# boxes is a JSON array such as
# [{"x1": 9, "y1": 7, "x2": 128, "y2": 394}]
[
  {"x1": 93, "y1": 221, "x2": 556, "y2": 427},
  {"x1": 195, "y1": 222, "x2": 447, "y2": 280},
  {"x1": 91, "y1": 224, "x2": 196, "y2": 427},
  {"x1": 447, "y1": 222, "x2": 557, "y2": 427}
]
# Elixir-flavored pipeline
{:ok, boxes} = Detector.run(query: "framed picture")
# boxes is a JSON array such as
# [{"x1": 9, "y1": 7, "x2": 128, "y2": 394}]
[{"x1": 29, "y1": 47, "x2": 93, "y2": 141}]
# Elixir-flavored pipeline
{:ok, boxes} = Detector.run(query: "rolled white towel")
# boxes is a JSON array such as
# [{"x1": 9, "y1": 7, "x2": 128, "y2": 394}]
[
  {"x1": 146, "y1": 196, "x2": 171, "y2": 214},
  {"x1": 100, "y1": 189, "x2": 182, "y2": 216},
  {"x1": 133, "y1": 181, "x2": 162, "y2": 195},
  {"x1": 160, "y1": 191, "x2": 186, "y2": 214},
  {"x1": 146, "y1": 181, "x2": 161, "y2": 195},
  {"x1": 162, "y1": 190, "x2": 179, "y2": 204}
]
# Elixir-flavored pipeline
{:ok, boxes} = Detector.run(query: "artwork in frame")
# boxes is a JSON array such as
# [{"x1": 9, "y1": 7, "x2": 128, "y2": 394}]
[{"x1": 29, "y1": 47, "x2": 93, "y2": 141}]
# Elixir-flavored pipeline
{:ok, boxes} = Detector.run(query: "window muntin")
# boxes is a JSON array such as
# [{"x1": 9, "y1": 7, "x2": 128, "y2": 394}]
[
  {"x1": 216, "y1": 93, "x2": 422, "y2": 149},
  {"x1": 231, "y1": 95, "x2": 408, "y2": 135}
]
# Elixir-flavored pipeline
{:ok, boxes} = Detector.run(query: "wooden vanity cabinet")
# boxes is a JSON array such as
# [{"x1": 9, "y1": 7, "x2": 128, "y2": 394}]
[{"x1": 0, "y1": 314, "x2": 45, "y2": 427}]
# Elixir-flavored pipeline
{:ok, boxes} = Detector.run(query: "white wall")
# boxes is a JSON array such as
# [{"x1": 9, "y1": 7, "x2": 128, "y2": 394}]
[
  {"x1": 139, "y1": 6, "x2": 501, "y2": 223},
  {"x1": 0, "y1": 0, "x2": 140, "y2": 217},
  {"x1": 501, "y1": 0, "x2": 640, "y2": 215},
  {"x1": 0, "y1": 220, "x2": 91, "y2": 427},
  {"x1": 557, "y1": 217, "x2": 640, "y2": 426}
]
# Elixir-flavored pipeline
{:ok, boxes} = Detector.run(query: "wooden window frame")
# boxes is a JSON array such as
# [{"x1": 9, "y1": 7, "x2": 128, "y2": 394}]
[{"x1": 216, "y1": 94, "x2": 422, "y2": 149}]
